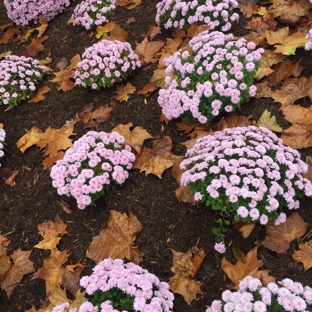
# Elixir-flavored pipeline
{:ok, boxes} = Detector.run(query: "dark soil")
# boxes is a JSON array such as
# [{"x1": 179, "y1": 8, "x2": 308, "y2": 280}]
[{"x1": 1, "y1": 1, "x2": 312, "y2": 312}]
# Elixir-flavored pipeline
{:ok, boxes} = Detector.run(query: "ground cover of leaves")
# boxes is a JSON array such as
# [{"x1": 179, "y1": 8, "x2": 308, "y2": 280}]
[{"x1": 1, "y1": 0, "x2": 312, "y2": 311}]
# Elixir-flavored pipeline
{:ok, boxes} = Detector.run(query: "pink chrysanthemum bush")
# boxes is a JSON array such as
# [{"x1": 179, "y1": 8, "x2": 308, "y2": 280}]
[
  {"x1": 75, "y1": 40, "x2": 141, "y2": 89},
  {"x1": 155, "y1": 0, "x2": 239, "y2": 31},
  {"x1": 50, "y1": 131, "x2": 136, "y2": 210},
  {"x1": 0, "y1": 55, "x2": 45, "y2": 107},
  {"x1": 71, "y1": 0, "x2": 116, "y2": 30},
  {"x1": 180, "y1": 126, "x2": 312, "y2": 244},
  {"x1": 4, "y1": 0, "x2": 70, "y2": 26},
  {"x1": 51, "y1": 258, "x2": 174, "y2": 312},
  {"x1": 206, "y1": 276, "x2": 312, "y2": 312},
  {"x1": 0, "y1": 128, "x2": 6, "y2": 167},
  {"x1": 158, "y1": 31, "x2": 264, "y2": 124}
]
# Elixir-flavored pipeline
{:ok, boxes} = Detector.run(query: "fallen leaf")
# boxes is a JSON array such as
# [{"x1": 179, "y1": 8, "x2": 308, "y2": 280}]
[
  {"x1": 281, "y1": 123, "x2": 312, "y2": 149},
  {"x1": 134, "y1": 136, "x2": 179, "y2": 178},
  {"x1": 222, "y1": 246, "x2": 275, "y2": 289},
  {"x1": 134, "y1": 37, "x2": 165, "y2": 65},
  {"x1": 212, "y1": 114, "x2": 253, "y2": 132},
  {"x1": 293, "y1": 242, "x2": 312, "y2": 271},
  {"x1": 261, "y1": 212, "x2": 308, "y2": 254},
  {"x1": 138, "y1": 82, "x2": 158, "y2": 97},
  {"x1": 16, "y1": 126, "x2": 43, "y2": 153},
  {"x1": 280, "y1": 104, "x2": 312, "y2": 124},
  {"x1": 1, "y1": 249, "x2": 35, "y2": 297},
  {"x1": 238, "y1": 0, "x2": 259, "y2": 18},
  {"x1": 186, "y1": 24, "x2": 210, "y2": 38},
  {"x1": 234, "y1": 221, "x2": 256, "y2": 238},
  {"x1": 0, "y1": 25, "x2": 21, "y2": 45},
  {"x1": 28, "y1": 85, "x2": 51, "y2": 103},
  {"x1": 116, "y1": 0, "x2": 141, "y2": 9},
  {"x1": 169, "y1": 247, "x2": 205, "y2": 305},
  {"x1": 303, "y1": 156, "x2": 312, "y2": 184},
  {"x1": 86, "y1": 210, "x2": 143, "y2": 264},
  {"x1": 0, "y1": 51, "x2": 12, "y2": 59},
  {"x1": 126, "y1": 17, "x2": 136, "y2": 24},
  {"x1": 254, "y1": 109, "x2": 283, "y2": 133},
  {"x1": 142, "y1": 24, "x2": 161, "y2": 40},
  {"x1": 50, "y1": 54, "x2": 81, "y2": 92},
  {"x1": 113, "y1": 82, "x2": 136, "y2": 102},
  {"x1": 0, "y1": 235, "x2": 10, "y2": 258},
  {"x1": 58, "y1": 200, "x2": 73, "y2": 214},
  {"x1": 22, "y1": 36, "x2": 48, "y2": 57},
  {"x1": 56, "y1": 57, "x2": 68, "y2": 70},
  {"x1": 96, "y1": 21, "x2": 128, "y2": 42},
  {"x1": 158, "y1": 38, "x2": 182, "y2": 68},
  {"x1": 34, "y1": 214, "x2": 68, "y2": 252},
  {"x1": 79, "y1": 104, "x2": 114, "y2": 130},
  {"x1": 111, "y1": 122, "x2": 152, "y2": 154},
  {"x1": 35, "y1": 15, "x2": 48, "y2": 38},
  {"x1": 4, "y1": 170, "x2": 18, "y2": 187}
]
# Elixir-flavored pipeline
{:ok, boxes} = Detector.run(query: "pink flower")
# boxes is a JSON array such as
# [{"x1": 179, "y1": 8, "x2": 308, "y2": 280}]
[{"x1": 214, "y1": 242, "x2": 226, "y2": 254}]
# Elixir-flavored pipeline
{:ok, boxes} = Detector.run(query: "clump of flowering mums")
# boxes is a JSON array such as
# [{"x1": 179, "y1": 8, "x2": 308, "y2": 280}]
[
  {"x1": 155, "y1": 0, "x2": 239, "y2": 31},
  {"x1": 206, "y1": 275, "x2": 312, "y2": 312},
  {"x1": 51, "y1": 258, "x2": 174, "y2": 312},
  {"x1": 71, "y1": 0, "x2": 116, "y2": 30},
  {"x1": 4, "y1": 0, "x2": 70, "y2": 26},
  {"x1": 180, "y1": 126, "x2": 312, "y2": 244},
  {"x1": 75, "y1": 40, "x2": 141, "y2": 89},
  {"x1": 0, "y1": 55, "x2": 45, "y2": 107},
  {"x1": 158, "y1": 31, "x2": 264, "y2": 124},
  {"x1": 0, "y1": 128, "x2": 6, "y2": 167},
  {"x1": 50, "y1": 131, "x2": 135, "y2": 210}
]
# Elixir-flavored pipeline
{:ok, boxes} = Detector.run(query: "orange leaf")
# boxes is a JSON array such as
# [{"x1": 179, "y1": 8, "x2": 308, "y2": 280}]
[
  {"x1": 35, "y1": 15, "x2": 48, "y2": 38},
  {"x1": 21, "y1": 36, "x2": 48, "y2": 57},
  {"x1": 28, "y1": 85, "x2": 51, "y2": 103},
  {"x1": 86, "y1": 210, "x2": 143, "y2": 264},
  {"x1": 116, "y1": 0, "x2": 141, "y2": 9},
  {"x1": 134, "y1": 136, "x2": 179, "y2": 178},
  {"x1": 96, "y1": 21, "x2": 128, "y2": 42},
  {"x1": 16, "y1": 126, "x2": 43, "y2": 153},
  {"x1": 261, "y1": 212, "x2": 308, "y2": 254},
  {"x1": 293, "y1": 242, "x2": 312, "y2": 271},
  {"x1": 221, "y1": 246, "x2": 275, "y2": 289},
  {"x1": 281, "y1": 123, "x2": 312, "y2": 149},
  {"x1": 238, "y1": 0, "x2": 259, "y2": 18},
  {"x1": 234, "y1": 221, "x2": 256, "y2": 238},
  {"x1": 134, "y1": 37, "x2": 165, "y2": 65},
  {"x1": 113, "y1": 82, "x2": 136, "y2": 102},
  {"x1": 111, "y1": 122, "x2": 152, "y2": 154},
  {"x1": 141, "y1": 24, "x2": 161, "y2": 40}
]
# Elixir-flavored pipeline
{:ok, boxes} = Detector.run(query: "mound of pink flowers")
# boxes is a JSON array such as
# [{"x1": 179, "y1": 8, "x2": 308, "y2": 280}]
[{"x1": 50, "y1": 131, "x2": 135, "y2": 210}]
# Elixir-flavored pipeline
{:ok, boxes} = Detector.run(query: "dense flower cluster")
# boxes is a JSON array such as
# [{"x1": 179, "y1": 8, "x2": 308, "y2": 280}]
[
  {"x1": 71, "y1": 0, "x2": 116, "y2": 30},
  {"x1": 50, "y1": 131, "x2": 135, "y2": 210},
  {"x1": 180, "y1": 126, "x2": 312, "y2": 243},
  {"x1": 206, "y1": 276, "x2": 312, "y2": 312},
  {"x1": 52, "y1": 258, "x2": 174, "y2": 312},
  {"x1": 4, "y1": 0, "x2": 70, "y2": 26},
  {"x1": 0, "y1": 128, "x2": 6, "y2": 167},
  {"x1": 75, "y1": 40, "x2": 141, "y2": 89},
  {"x1": 305, "y1": 29, "x2": 312, "y2": 51},
  {"x1": 155, "y1": 0, "x2": 239, "y2": 30},
  {"x1": 0, "y1": 55, "x2": 45, "y2": 107},
  {"x1": 158, "y1": 31, "x2": 263, "y2": 124}
]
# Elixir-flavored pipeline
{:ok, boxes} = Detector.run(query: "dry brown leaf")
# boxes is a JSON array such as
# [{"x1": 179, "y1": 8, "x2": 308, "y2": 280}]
[
  {"x1": 0, "y1": 25, "x2": 21, "y2": 45},
  {"x1": 116, "y1": 0, "x2": 141, "y2": 9},
  {"x1": 79, "y1": 103, "x2": 115, "y2": 130},
  {"x1": 111, "y1": 122, "x2": 152, "y2": 154},
  {"x1": 169, "y1": 247, "x2": 205, "y2": 305},
  {"x1": 238, "y1": 0, "x2": 259, "y2": 18},
  {"x1": 126, "y1": 17, "x2": 136, "y2": 24},
  {"x1": 4, "y1": 170, "x2": 18, "y2": 187},
  {"x1": 221, "y1": 246, "x2": 275, "y2": 289},
  {"x1": 280, "y1": 104, "x2": 312, "y2": 124},
  {"x1": 142, "y1": 24, "x2": 161, "y2": 40},
  {"x1": 96, "y1": 21, "x2": 128, "y2": 42},
  {"x1": 16, "y1": 126, "x2": 43, "y2": 153},
  {"x1": 134, "y1": 37, "x2": 165, "y2": 65},
  {"x1": 271, "y1": 77, "x2": 312, "y2": 107},
  {"x1": 261, "y1": 212, "x2": 308, "y2": 254},
  {"x1": 234, "y1": 221, "x2": 256, "y2": 238},
  {"x1": 0, "y1": 51, "x2": 12, "y2": 59},
  {"x1": 212, "y1": 114, "x2": 253, "y2": 132},
  {"x1": 254, "y1": 82, "x2": 273, "y2": 99},
  {"x1": 158, "y1": 38, "x2": 182, "y2": 68},
  {"x1": 281, "y1": 123, "x2": 312, "y2": 149},
  {"x1": 21, "y1": 36, "x2": 48, "y2": 57},
  {"x1": 35, "y1": 16, "x2": 48, "y2": 38},
  {"x1": 186, "y1": 24, "x2": 210, "y2": 38},
  {"x1": 50, "y1": 54, "x2": 81, "y2": 92},
  {"x1": 292, "y1": 242, "x2": 312, "y2": 271},
  {"x1": 138, "y1": 82, "x2": 158, "y2": 97},
  {"x1": 1, "y1": 249, "x2": 35, "y2": 297},
  {"x1": 34, "y1": 214, "x2": 68, "y2": 252},
  {"x1": 303, "y1": 156, "x2": 312, "y2": 184},
  {"x1": 113, "y1": 82, "x2": 136, "y2": 102},
  {"x1": 134, "y1": 136, "x2": 179, "y2": 178},
  {"x1": 0, "y1": 235, "x2": 10, "y2": 258},
  {"x1": 86, "y1": 210, "x2": 143, "y2": 264},
  {"x1": 43, "y1": 151, "x2": 65, "y2": 170},
  {"x1": 28, "y1": 85, "x2": 51, "y2": 103}
]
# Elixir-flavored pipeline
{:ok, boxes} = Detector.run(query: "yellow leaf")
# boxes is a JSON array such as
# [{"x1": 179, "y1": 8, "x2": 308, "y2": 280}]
[
  {"x1": 16, "y1": 126, "x2": 43, "y2": 153},
  {"x1": 254, "y1": 109, "x2": 282, "y2": 133}
]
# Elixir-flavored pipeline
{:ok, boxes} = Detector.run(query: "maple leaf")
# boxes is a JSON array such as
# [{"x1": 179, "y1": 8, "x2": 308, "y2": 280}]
[
  {"x1": 34, "y1": 214, "x2": 68, "y2": 252},
  {"x1": 28, "y1": 85, "x2": 51, "y2": 103},
  {"x1": 253, "y1": 109, "x2": 282, "y2": 133},
  {"x1": 79, "y1": 103, "x2": 114, "y2": 130},
  {"x1": 281, "y1": 123, "x2": 312, "y2": 149},
  {"x1": 96, "y1": 21, "x2": 128, "y2": 42},
  {"x1": 86, "y1": 210, "x2": 143, "y2": 264},
  {"x1": 234, "y1": 221, "x2": 256, "y2": 239},
  {"x1": 303, "y1": 156, "x2": 312, "y2": 184},
  {"x1": 271, "y1": 76, "x2": 312, "y2": 107},
  {"x1": 134, "y1": 136, "x2": 179, "y2": 179},
  {"x1": 158, "y1": 38, "x2": 182, "y2": 68},
  {"x1": 0, "y1": 235, "x2": 11, "y2": 275},
  {"x1": 0, "y1": 235, "x2": 10, "y2": 258},
  {"x1": 265, "y1": 58, "x2": 304, "y2": 86},
  {"x1": 50, "y1": 54, "x2": 81, "y2": 92},
  {"x1": 134, "y1": 37, "x2": 165, "y2": 65},
  {"x1": 35, "y1": 122, "x2": 76, "y2": 160},
  {"x1": 261, "y1": 212, "x2": 308, "y2": 254},
  {"x1": 1, "y1": 249, "x2": 35, "y2": 297},
  {"x1": 0, "y1": 24, "x2": 21, "y2": 44},
  {"x1": 113, "y1": 82, "x2": 136, "y2": 102},
  {"x1": 292, "y1": 242, "x2": 312, "y2": 272},
  {"x1": 116, "y1": 0, "x2": 141, "y2": 9},
  {"x1": 16, "y1": 126, "x2": 43, "y2": 153},
  {"x1": 169, "y1": 247, "x2": 205, "y2": 305},
  {"x1": 238, "y1": 0, "x2": 259, "y2": 18},
  {"x1": 35, "y1": 15, "x2": 48, "y2": 38},
  {"x1": 280, "y1": 104, "x2": 312, "y2": 124},
  {"x1": 111, "y1": 122, "x2": 152, "y2": 154},
  {"x1": 186, "y1": 24, "x2": 210, "y2": 38},
  {"x1": 222, "y1": 246, "x2": 275, "y2": 289},
  {"x1": 212, "y1": 114, "x2": 253, "y2": 132},
  {"x1": 22, "y1": 36, "x2": 48, "y2": 57},
  {"x1": 142, "y1": 24, "x2": 161, "y2": 40},
  {"x1": 255, "y1": 49, "x2": 286, "y2": 80}
]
